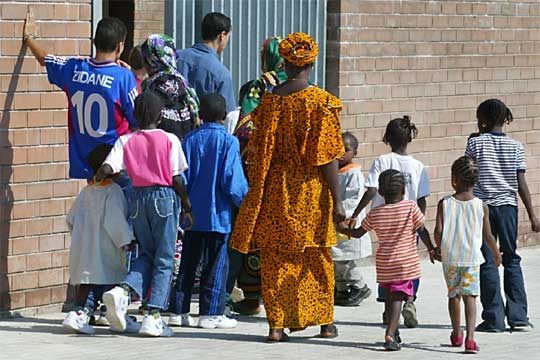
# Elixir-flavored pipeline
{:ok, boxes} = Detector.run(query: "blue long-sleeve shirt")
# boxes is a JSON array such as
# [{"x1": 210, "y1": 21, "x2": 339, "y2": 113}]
[
  {"x1": 177, "y1": 43, "x2": 236, "y2": 113},
  {"x1": 182, "y1": 122, "x2": 248, "y2": 234}
]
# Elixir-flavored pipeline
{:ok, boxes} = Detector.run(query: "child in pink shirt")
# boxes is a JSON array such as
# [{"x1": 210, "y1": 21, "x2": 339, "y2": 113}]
[{"x1": 95, "y1": 90, "x2": 193, "y2": 337}]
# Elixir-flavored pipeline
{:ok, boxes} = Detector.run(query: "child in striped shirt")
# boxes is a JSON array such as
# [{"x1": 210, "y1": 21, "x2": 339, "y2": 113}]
[
  {"x1": 466, "y1": 99, "x2": 540, "y2": 332},
  {"x1": 338, "y1": 169, "x2": 436, "y2": 351},
  {"x1": 434, "y1": 156, "x2": 501, "y2": 354}
]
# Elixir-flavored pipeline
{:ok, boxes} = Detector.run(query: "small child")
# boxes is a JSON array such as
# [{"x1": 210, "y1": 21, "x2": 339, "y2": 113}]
[
  {"x1": 62, "y1": 144, "x2": 136, "y2": 335},
  {"x1": 128, "y1": 44, "x2": 147, "y2": 92},
  {"x1": 466, "y1": 99, "x2": 540, "y2": 332},
  {"x1": 332, "y1": 132, "x2": 372, "y2": 306},
  {"x1": 434, "y1": 156, "x2": 502, "y2": 354},
  {"x1": 169, "y1": 93, "x2": 248, "y2": 329},
  {"x1": 338, "y1": 169, "x2": 436, "y2": 351},
  {"x1": 350, "y1": 116, "x2": 430, "y2": 327},
  {"x1": 97, "y1": 90, "x2": 193, "y2": 337}
]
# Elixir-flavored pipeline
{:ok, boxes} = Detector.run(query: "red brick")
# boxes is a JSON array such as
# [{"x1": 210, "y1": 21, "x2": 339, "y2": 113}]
[
  {"x1": 26, "y1": 183, "x2": 53, "y2": 200},
  {"x1": 38, "y1": 268, "x2": 64, "y2": 287},
  {"x1": 11, "y1": 237, "x2": 39, "y2": 255},
  {"x1": 12, "y1": 164, "x2": 39, "y2": 183},
  {"x1": 7, "y1": 291, "x2": 26, "y2": 309},
  {"x1": 27, "y1": 146, "x2": 53, "y2": 164},
  {"x1": 66, "y1": 22, "x2": 91, "y2": 37},
  {"x1": 39, "y1": 233, "x2": 64, "y2": 251},
  {"x1": 51, "y1": 285, "x2": 68, "y2": 303},
  {"x1": 51, "y1": 250, "x2": 69, "y2": 267},
  {"x1": 39, "y1": 199, "x2": 65, "y2": 217},
  {"x1": 10, "y1": 271, "x2": 38, "y2": 291},
  {"x1": 27, "y1": 253, "x2": 52, "y2": 271},
  {"x1": 6, "y1": 255, "x2": 26, "y2": 273},
  {"x1": 25, "y1": 287, "x2": 51, "y2": 307},
  {"x1": 28, "y1": 110, "x2": 55, "y2": 128},
  {"x1": 1, "y1": 3, "x2": 28, "y2": 20},
  {"x1": 40, "y1": 164, "x2": 67, "y2": 181},
  {"x1": 40, "y1": 92, "x2": 67, "y2": 109},
  {"x1": 27, "y1": 217, "x2": 53, "y2": 236}
]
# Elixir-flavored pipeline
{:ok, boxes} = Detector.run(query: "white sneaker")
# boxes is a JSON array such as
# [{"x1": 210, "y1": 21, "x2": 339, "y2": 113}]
[
  {"x1": 168, "y1": 313, "x2": 195, "y2": 327},
  {"x1": 198, "y1": 315, "x2": 237, "y2": 329},
  {"x1": 62, "y1": 310, "x2": 95, "y2": 335},
  {"x1": 110, "y1": 315, "x2": 141, "y2": 333},
  {"x1": 102, "y1": 286, "x2": 128, "y2": 332},
  {"x1": 139, "y1": 313, "x2": 174, "y2": 337}
]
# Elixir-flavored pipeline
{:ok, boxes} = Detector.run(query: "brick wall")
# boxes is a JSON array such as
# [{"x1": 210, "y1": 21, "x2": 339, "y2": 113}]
[
  {"x1": 133, "y1": 0, "x2": 164, "y2": 46},
  {"x1": 0, "y1": 0, "x2": 91, "y2": 315},
  {"x1": 328, "y1": 0, "x2": 540, "y2": 248}
]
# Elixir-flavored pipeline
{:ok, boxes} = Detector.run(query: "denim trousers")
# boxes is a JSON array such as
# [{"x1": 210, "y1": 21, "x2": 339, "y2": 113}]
[
  {"x1": 122, "y1": 186, "x2": 179, "y2": 310},
  {"x1": 172, "y1": 231, "x2": 229, "y2": 315},
  {"x1": 480, "y1": 205, "x2": 528, "y2": 329}
]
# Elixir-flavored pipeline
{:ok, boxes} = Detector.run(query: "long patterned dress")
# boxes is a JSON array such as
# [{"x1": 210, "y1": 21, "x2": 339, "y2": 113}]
[{"x1": 230, "y1": 86, "x2": 344, "y2": 328}]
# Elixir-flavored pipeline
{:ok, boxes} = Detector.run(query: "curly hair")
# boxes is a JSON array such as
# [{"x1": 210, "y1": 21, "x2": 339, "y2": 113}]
[
  {"x1": 477, "y1": 98, "x2": 513, "y2": 132},
  {"x1": 378, "y1": 169, "x2": 406, "y2": 200},
  {"x1": 451, "y1": 156, "x2": 479, "y2": 187},
  {"x1": 278, "y1": 32, "x2": 319, "y2": 67},
  {"x1": 382, "y1": 115, "x2": 418, "y2": 149}
]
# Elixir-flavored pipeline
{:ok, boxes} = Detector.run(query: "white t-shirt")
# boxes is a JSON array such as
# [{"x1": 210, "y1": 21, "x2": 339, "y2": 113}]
[
  {"x1": 365, "y1": 152, "x2": 430, "y2": 209},
  {"x1": 224, "y1": 107, "x2": 241, "y2": 134}
]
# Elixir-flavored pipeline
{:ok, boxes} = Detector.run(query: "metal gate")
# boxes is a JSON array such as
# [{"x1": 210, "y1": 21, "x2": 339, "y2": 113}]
[{"x1": 164, "y1": 0, "x2": 327, "y2": 97}]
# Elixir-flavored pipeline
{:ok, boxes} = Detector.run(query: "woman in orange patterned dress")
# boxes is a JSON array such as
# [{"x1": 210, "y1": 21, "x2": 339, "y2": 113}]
[{"x1": 230, "y1": 32, "x2": 346, "y2": 342}]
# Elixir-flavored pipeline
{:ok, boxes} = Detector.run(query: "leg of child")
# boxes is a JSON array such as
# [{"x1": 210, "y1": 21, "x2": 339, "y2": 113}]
[
  {"x1": 448, "y1": 295, "x2": 462, "y2": 339},
  {"x1": 385, "y1": 291, "x2": 403, "y2": 344},
  {"x1": 173, "y1": 231, "x2": 204, "y2": 316},
  {"x1": 463, "y1": 295, "x2": 476, "y2": 341},
  {"x1": 76, "y1": 284, "x2": 93, "y2": 310}
]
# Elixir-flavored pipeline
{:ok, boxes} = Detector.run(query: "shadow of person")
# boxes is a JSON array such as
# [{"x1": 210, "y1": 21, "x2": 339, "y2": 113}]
[{"x1": 0, "y1": 44, "x2": 26, "y2": 315}]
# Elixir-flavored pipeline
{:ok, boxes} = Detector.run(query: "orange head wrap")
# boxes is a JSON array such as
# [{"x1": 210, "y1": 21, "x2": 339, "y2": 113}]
[{"x1": 278, "y1": 32, "x2": 319, "y2": 67}]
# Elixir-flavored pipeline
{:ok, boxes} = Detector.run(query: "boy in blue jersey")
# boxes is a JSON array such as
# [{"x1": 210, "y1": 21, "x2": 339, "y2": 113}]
[
  {"x1": 169, "y1": 94, "x2": 248, "y2": 329},
  {"x1": 23, "y1": 10, "x2": 138, "y2": 180}
]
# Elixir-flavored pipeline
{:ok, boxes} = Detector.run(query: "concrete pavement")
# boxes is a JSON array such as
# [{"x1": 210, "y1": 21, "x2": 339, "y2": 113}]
[{"x1": 1, "y1": 247, "x2": 539, "y2": 360}]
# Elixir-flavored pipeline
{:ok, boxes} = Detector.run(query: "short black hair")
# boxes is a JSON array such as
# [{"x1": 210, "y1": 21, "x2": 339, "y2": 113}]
[
  {"x1": 477, "y1": 98, "x2": 513, "y2": 132},
  {"x1": 87, "y1": 144, "x2": 113, "y2": 174},
  {"x1": 342, "y1": 132, "x2": 359, "y2": 151},
  {"x1": 201, "y1": 12, "x2": 231, "y2": 41},
  {"x1": 128, "y1": 45, "x2": 144, "y2": 70},
  {"x1": 382, "y1": 115, "x2": 417, "y2": 149},
  {"x1": 134, "y1": 91, "x2": 165, "y2": 129},
  {"x1": 94, "y1": 17, "x2": 127, "y2": 52},
  {"x1": 238, "y1": 81, "x2": 253, "y2": 106},
  {"x1": 200, "y1": 93, "x2": 227, "y2": 122},
  {"x1": 378, "y1": 169, "x2": 405, "y2": 200},
  {"x1": 451, "y1": 156, "x2": 479, "y2": 187}
]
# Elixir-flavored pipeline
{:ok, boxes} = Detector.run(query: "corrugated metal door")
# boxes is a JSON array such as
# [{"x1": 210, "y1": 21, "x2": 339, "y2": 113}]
[{"x1": 164, "y1": 0, "x2": 327, "y2": 97}]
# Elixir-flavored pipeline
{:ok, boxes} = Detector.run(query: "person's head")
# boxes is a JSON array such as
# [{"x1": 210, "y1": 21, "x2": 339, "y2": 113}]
[
  {"x1": 476, "y1": 98, "x2": 513, "y2": 133},
  {"x1": 278, "y1": 32, "x2": 319, "y2": 80},
  {"x1": 451, "y1": 156, "x2": 479, "y2": 192},
  {"x1": 87, "y1": 143, "x2": 113, "y2": 175},
  {"x1": 339, "y1": 132, "x2": 359, "y2": 168},
  {"x1": 141, "y1": 34, "x2": 178, "y2": 76},
  {"x1": 93, "y1": 17, "x2": 127, "y2": 59},
  {"x1": 382, "y1": 115, "x2": 417, "y2": 151},
  {"x1": 378, "y1": 169, "x2": 406, "y2": 204},
  {"x1": 201, "y1": 12, "x2": 232, "y2": 53},
  {"x1": 133, "y1": 90, "x2": 165, "y2": 129},
  {"x1": 200, "y1": 93, "x2": 227, "y2": 123},
  {"x1": 261, "y1": 36, "x2": 286, "y2": 73},
  {"x1": 238, "y1": 80, "x2": 253, "y2": 107},
  {"x1": 128, "y1": 45, "x2": 145, "y2": 71}
]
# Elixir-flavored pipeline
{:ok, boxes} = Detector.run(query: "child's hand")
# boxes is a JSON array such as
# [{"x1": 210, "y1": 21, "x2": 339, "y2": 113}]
[
  {"x1": 23, "y1": 8, "x2": 37, "y2": 42},
  {"x1": 182, "y1": 211, "x2": 194, "y2": 230},
  {"x1": 531, "y1": 216, "x2": 540, "y2": 233},
  {"x1": 335, "y1": 221, "x2": 349, "y2": 235},
  {"x1": 347, "y1": 218, "x2": 357, "y2": 230},
  {"x1": 428, "y1": 247, "x2": 442, "y2": 263}
]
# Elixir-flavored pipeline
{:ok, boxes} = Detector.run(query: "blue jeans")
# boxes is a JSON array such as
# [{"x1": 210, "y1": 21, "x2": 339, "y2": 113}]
[
  {"x1": 172, "y1": 231, "x2": 229, "y2": 315},
  {"x1": 480, "y1": 205, "x2": 528, "y2": 329},
  {"x1": 122, "y1": 186, "x2": 179, "y2": 310}
]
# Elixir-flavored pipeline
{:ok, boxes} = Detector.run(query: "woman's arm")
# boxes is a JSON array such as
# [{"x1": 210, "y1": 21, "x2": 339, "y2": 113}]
[{"x1": 321, "y1": 159, "x2": 346, "y2": 223}]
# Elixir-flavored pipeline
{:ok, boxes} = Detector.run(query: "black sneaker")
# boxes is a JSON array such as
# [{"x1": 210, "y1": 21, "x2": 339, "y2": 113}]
[
  {"x1": 508, "y1": 319, "x2": 533, "y2": 331},
  {"x1": 334, "y1": 290, "x2": 351, "y2": 306},
  {"x1": 339, "y1": 285, "x2": 372, "y2": 306},
  {"x1": 475, "y1": 321, "x2": 504, "y2": 333}
]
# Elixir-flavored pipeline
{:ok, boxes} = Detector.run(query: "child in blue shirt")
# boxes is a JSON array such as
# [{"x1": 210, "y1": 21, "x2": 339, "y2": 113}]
[{"x1": 169, "y1": 93, "x2": 248, "y2": 329}]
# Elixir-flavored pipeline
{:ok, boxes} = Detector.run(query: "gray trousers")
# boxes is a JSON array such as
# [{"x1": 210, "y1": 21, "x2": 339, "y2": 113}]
[{"x1": 334, "y1": 260, "x2": 366, "y2": 292}]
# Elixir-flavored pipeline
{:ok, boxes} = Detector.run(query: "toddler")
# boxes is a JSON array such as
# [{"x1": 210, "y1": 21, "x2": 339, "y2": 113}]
[
  {"x1": 97, "y1": 90, "x2": 193, "y2": 337},
  {"x1": 434, "y1": 155, "x2": 502, "y2": 354},
  {"x1": 339, "y1": 169, "x2": 436, "y2": 351}
]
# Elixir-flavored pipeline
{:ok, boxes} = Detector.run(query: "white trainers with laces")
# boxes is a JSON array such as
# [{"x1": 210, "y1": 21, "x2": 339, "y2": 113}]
[
  {"x1": 110, "y1": 315, "x2": 141, "y2": 333},
  {"x1": 102, "y1": 286, "x2": 128, "y2": 332},
  {"x1": 168, "y1": 313, "x2": 195, "y2": 327},
  {"x1": 198, "y1": 315, "x2": 237, "y2": 329},
  {"x1": 139, "y1": 313, "x2": 174, "y2": 337},
  {"x1": 62, "y1": 310, "x2": 95, "y2": 335}
]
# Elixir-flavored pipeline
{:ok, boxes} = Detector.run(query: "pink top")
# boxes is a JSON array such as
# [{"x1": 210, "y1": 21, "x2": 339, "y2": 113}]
[{"x1": 105, "y1": 129, "x2": 187, "y2": 187}]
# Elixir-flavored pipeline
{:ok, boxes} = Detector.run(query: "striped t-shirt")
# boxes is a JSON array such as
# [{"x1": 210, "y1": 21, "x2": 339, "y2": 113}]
[
  {"x1": 465, "y1": 132, "x2": 526, "y2": 207},
  {"x1": 362, "y1": 200, "x2": 424, "y2": 283},
  {"x1": 441, "y1": 196, "x2": 485, "y2": 267}
]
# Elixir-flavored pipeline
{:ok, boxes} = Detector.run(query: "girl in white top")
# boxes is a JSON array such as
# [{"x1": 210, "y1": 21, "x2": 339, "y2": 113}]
[
  {"x1": 434, "y1": 156, "x2": 501, "y2": 354},
  {"x1": 350, "y1": 116, "x2": 430, "y2": 328}
]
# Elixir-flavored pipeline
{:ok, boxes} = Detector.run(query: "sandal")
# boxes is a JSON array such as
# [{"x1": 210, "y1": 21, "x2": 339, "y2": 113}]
[
  {"x1": 267, "y1": 328, "x2": 290, "y2": 343},
  {"x1": 320, "y1": 324, "x2": 338, "y2": 338},
  {"x1": 384, "y1": 335, "x2": 401, "y2": 351},
  {"x1": 395, "y1": 329, "x2": 402, "y2": 344}
]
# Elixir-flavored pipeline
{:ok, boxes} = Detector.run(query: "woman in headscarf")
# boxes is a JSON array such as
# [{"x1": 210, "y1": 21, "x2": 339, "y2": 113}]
[
  {"x1": 230, "y1": 32, "x2": 346, "y2": 342},
  {"x1": 227, "y1": 36, "x2": 288, "y2": 316},
  {"x1": 141, "y1": 34, "x2": 200, "y2": 141}
]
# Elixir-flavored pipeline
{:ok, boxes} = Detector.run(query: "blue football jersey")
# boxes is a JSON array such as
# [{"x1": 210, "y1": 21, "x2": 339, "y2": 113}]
[{"x1": 45, "y1": 55, "x2": 138, "y2": 179}]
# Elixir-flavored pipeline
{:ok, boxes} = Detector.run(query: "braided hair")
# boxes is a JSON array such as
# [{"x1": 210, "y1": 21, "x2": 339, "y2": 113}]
[
  {"x1": 342, "y1": 131, "x2": 359, "y2": 151},
  {"x1": 451, "y1": 156, "x2": 479, "y2": 187},
  {"x1": 477, "y1": 98, "x2": 513, "y2": 132},
  {"x1": 382, "y1": 115, "x2": 418, "y2": 149},
  {"x1": 378, "y1": 169, "x2": 406, "y2": 201}
]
